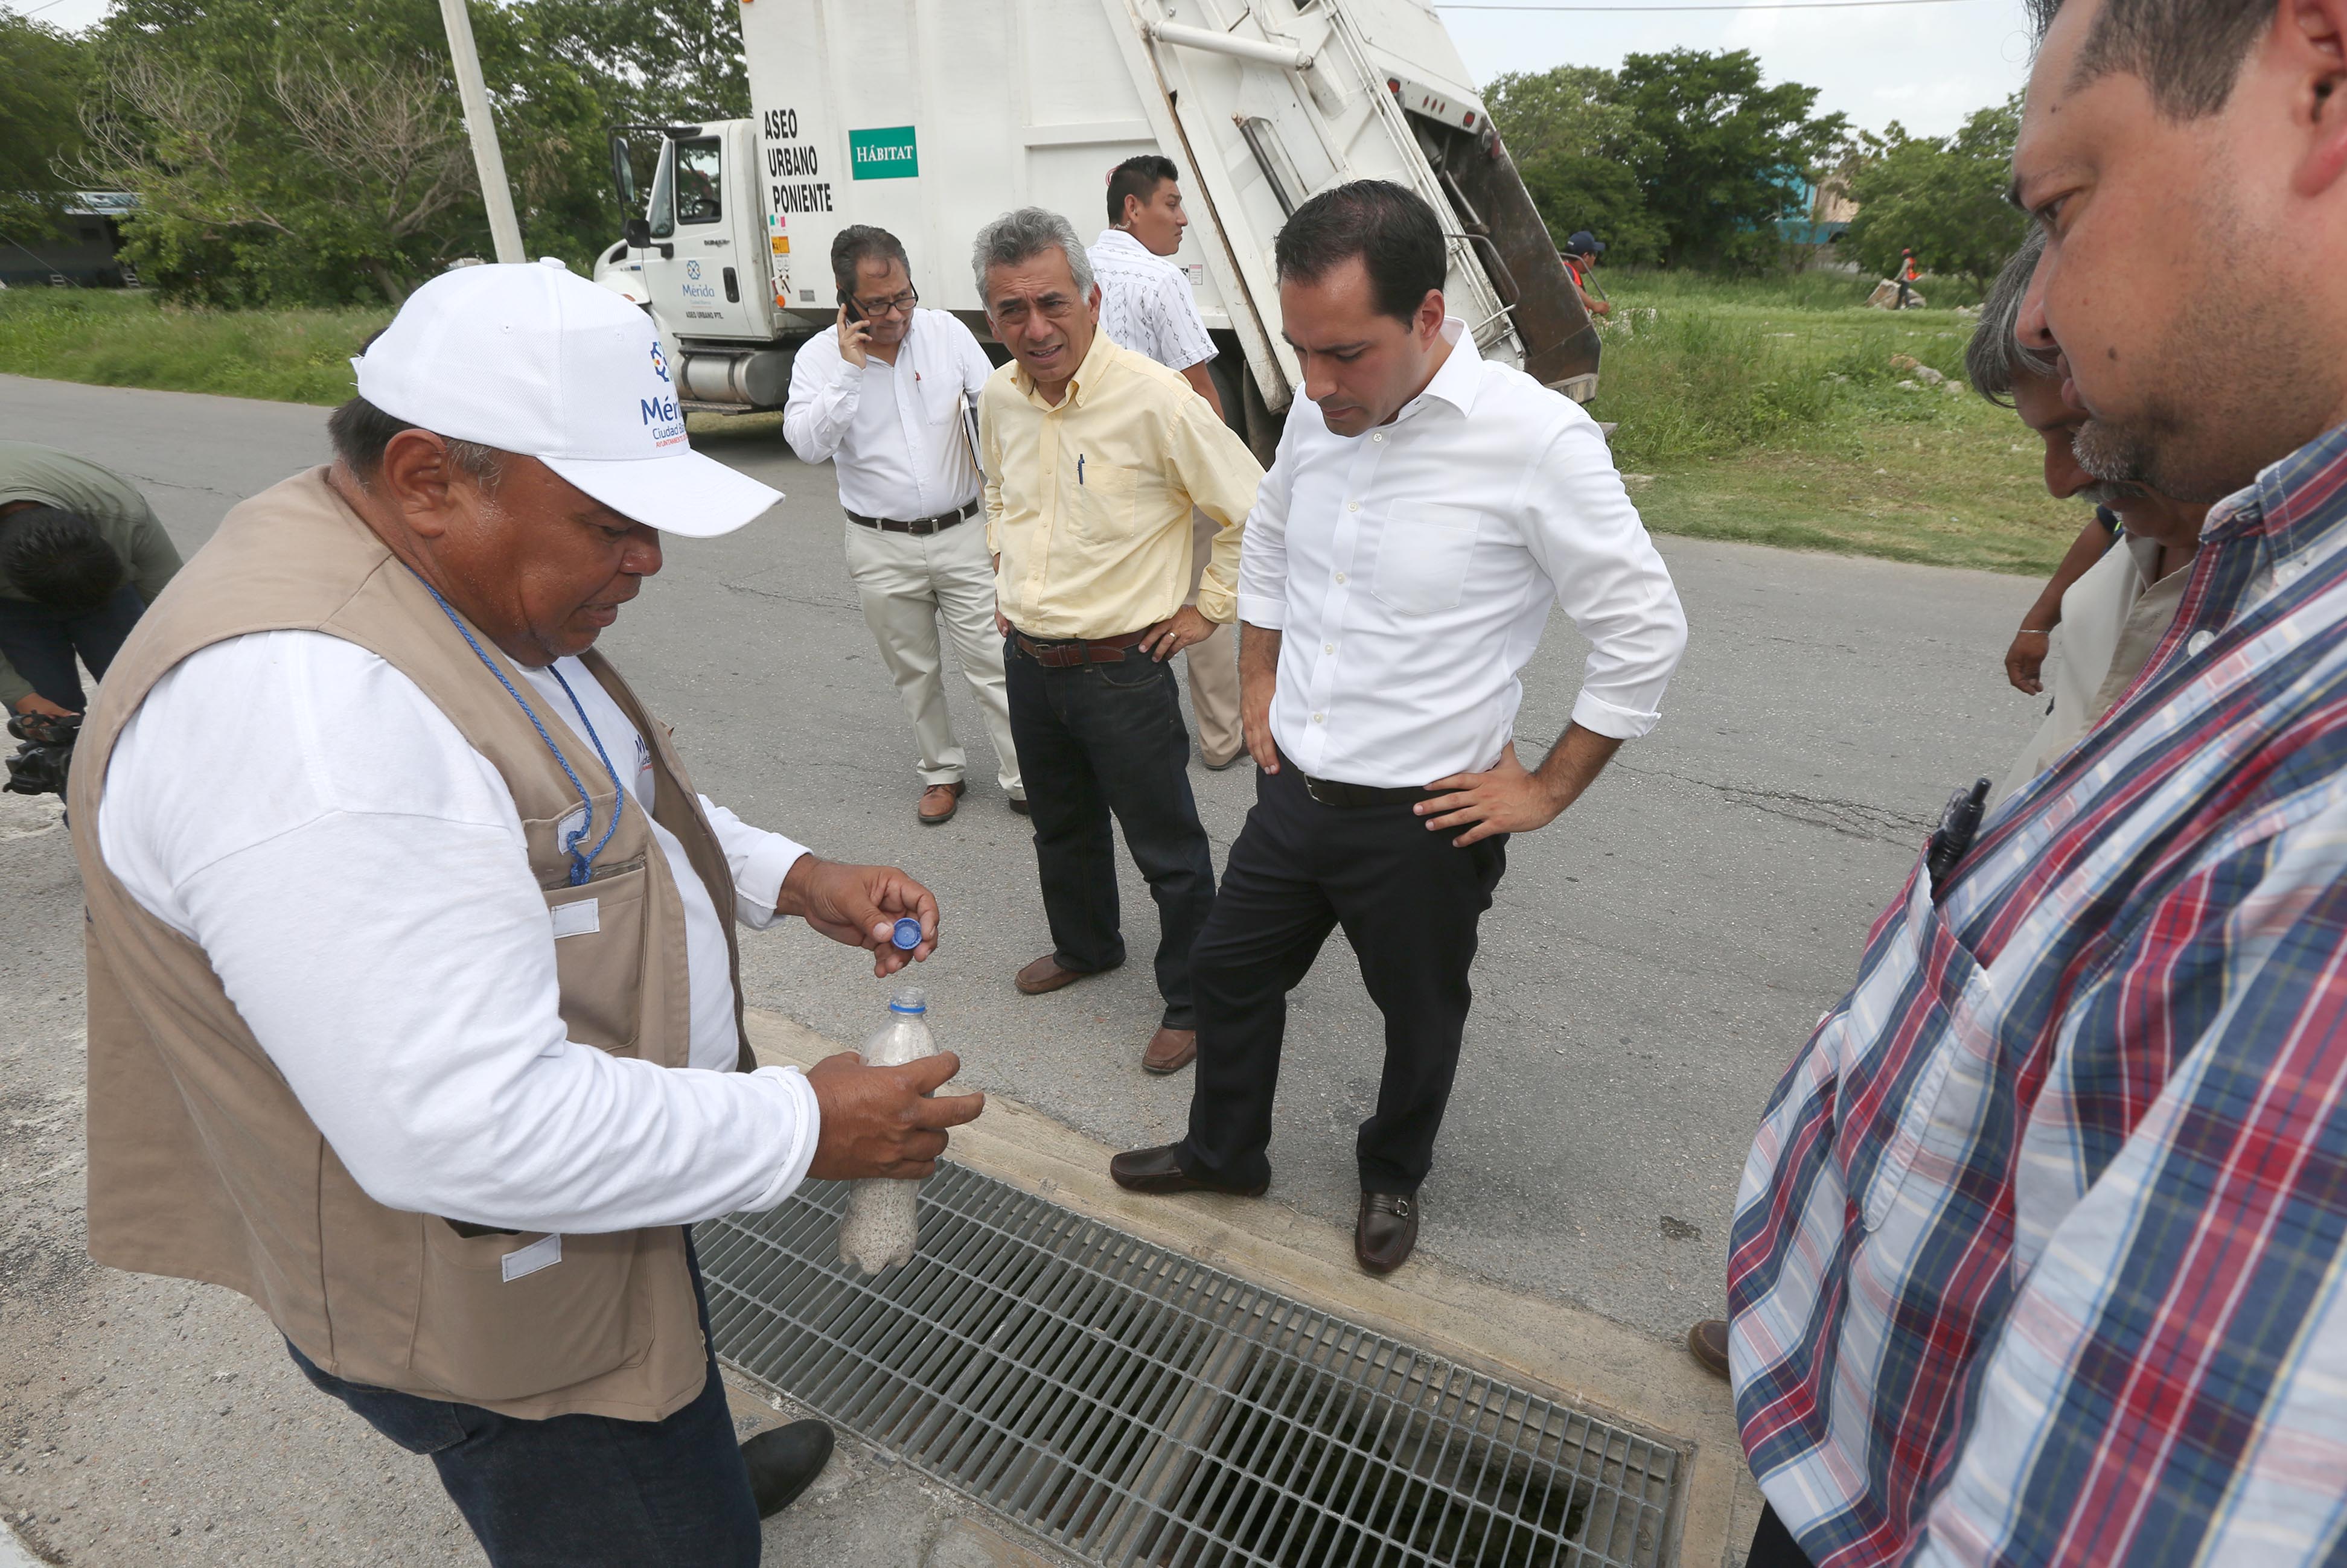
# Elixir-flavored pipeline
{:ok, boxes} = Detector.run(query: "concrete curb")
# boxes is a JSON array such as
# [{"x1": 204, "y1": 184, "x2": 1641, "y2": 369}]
[
  {"x1": 1, "y1": 1522, "x2": 54, "y2": 1567},
  {"x1": 745, "y1": 1009, "x2": 1762, "y2": 1568}
]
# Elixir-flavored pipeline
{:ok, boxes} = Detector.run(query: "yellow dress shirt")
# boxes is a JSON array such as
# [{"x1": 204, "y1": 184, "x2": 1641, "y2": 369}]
[{"x1": 982, "y1": 327, "x2": 1261, "y2": 639}]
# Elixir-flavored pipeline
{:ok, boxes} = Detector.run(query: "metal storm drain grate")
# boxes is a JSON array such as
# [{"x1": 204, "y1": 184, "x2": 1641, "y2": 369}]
[{"x1": 698, "y1": 1164, "x2": 1681, "y2": 1567}]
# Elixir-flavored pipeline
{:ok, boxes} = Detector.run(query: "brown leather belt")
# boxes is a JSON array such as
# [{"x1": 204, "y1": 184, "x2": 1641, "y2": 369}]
[
  {"x1": 1014, "y1": 628, "x2": 1150, "y2": 669},
  {"x1": 845, "y1": 499, "x2": 977, "y2": 536}
]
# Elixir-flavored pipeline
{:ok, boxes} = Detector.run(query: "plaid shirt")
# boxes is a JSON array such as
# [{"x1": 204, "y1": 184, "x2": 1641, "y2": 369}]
[{"x1": 1728, "y1": 423, "x2": 2347, "y2": 1566}]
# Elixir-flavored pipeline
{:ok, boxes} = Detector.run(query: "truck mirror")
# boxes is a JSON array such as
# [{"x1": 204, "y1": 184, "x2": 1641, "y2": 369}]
[
  {"x1": 609, "y1": 132, "x2": 639, "y2": 209},
  {"x1": 623, "y1": 216, "x2": 652, "y2": 251}
]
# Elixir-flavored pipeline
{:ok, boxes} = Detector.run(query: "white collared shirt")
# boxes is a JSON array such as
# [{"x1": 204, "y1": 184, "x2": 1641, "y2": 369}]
[
  {"x1": 1088, "y1": 228, "x2": 1216, "y2": 374},
  {"x1": 1239, "y1": 319, "x2": 1687, "y2": 788},
  {"x1": 782, "y1": 308, "x2": 995, "y2": 521},
  {"x1": 99, "y1": 630, "x2": 820, "y2": 1235}
]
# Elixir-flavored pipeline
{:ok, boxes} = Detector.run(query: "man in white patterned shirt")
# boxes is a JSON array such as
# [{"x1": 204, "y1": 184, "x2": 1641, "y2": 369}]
[
  {"x1": 1109, "y1": 182, "x2": 1687, "y2": 1276},
  {"x1": 1091, "y1": 155, "x2": 1242, "y2": 768}
]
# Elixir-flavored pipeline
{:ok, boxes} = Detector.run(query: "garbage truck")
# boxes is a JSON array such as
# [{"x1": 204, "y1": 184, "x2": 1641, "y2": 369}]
[{"x1": 592, "y1": 0, "x2": 1599, "y2": 456}]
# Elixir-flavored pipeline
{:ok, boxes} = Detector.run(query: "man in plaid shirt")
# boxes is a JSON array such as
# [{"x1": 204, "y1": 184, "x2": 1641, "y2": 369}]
[{"x1": 1724, "y1": 0, "x2": 2347, "y2": 1563}]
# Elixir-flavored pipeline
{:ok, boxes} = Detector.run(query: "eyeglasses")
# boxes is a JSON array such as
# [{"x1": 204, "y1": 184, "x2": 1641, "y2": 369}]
[{"x1": 854, "y1": 287, "x2": 919, "y2": 318}]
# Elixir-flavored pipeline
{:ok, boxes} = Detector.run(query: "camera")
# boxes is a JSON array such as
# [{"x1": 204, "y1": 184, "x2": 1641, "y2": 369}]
[{"x1": 4, "y1": 709, "x2": 80, "y2": 799}]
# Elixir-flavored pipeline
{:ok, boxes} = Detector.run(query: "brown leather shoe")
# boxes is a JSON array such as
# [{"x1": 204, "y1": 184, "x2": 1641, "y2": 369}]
[
  {"x1": 1109, "y1": 1143, "x2": 1267, "y2": 1197},
  {"x1": 1007, "y1": 795, "x2": 1031, "y2": 817},
  {"x1": 918, "y1": 780, "x2": 964, "y2": 824},
  {"x1": 1142, "y1": 1027, "x2": 1196, "y2": 1074},
  {"x1": 1687, "y1": 1319, "x2": 1731, "y2": 1380},
  {"x1": 1016, "y1": 952, "x2": 1111, "y2": 994},
  {"x1": 1355, "y1": 1191, "x2": 1418, "y2": 1275}
]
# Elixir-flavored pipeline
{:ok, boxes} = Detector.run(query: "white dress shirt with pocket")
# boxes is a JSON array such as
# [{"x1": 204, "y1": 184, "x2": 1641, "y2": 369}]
[
  {"x1": 1239, "y1": 319, "x2": 1687, "y2": 788},
  {"x1": 98, "y1": 629, "x2": 823, "y2": 1236},
  {"x1": 781, "y1": 307, "x2": 1021, "y2": 794},
  {"x1": 782, "y1": 308, "x2": 994, "y2": 521}
]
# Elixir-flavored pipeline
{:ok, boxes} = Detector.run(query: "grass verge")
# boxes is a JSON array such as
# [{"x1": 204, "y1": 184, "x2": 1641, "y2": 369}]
[
  {"x1": 1588, "y1": 272, "x2": 2077, "y2": 575},
  {"x1": 0, "y1": 288, "x2": 386, "y2": 404},
  {"x1": 0, "y1": 278, "x2": 2080, "y2": 577}
]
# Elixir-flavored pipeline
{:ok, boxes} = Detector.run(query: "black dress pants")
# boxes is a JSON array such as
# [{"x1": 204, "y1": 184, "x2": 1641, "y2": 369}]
[
  {"x1": 0, "y1": 582, "x2": 145, "y2": 710},
  {"x1": 1004, "y1": 635, "x2": 1216, "y2": 1028},
  {"x1": 1177, "y1": 759, "x2": 1507, "y2": 1194}
]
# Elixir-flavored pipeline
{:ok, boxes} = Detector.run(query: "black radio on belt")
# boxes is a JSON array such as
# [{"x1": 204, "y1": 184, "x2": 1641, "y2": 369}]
[{"x1": 1926, "y1": 777, "x2": 1992, "y2": 886}]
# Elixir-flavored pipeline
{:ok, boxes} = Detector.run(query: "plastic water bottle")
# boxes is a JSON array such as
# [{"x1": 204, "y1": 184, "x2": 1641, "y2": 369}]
[{"x1": 837, "y1": 986, "x2": 932, "y2": 1275}]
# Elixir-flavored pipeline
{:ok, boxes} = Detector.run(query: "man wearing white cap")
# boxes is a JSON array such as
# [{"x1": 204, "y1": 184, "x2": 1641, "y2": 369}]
[{"x1": 66, "y1": 260, "x2": 983, "y2": 1566}]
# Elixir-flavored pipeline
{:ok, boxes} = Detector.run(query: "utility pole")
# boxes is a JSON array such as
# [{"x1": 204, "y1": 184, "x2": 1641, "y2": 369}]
[{"x1": 437, "y1": 0, "x2": 525, "y2": 264}]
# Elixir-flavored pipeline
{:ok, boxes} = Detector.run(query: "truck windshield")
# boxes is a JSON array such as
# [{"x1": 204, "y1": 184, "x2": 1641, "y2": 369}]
[
  {"x1": 675, "y1": 138, "x2": 723, "y2": 225},
  {"x1": 648, "y1": 138, "x2": 677, "y2": 240}
]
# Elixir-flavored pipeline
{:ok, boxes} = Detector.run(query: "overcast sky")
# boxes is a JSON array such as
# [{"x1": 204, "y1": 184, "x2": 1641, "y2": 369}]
[
  {"x1": 1436, "y1": 0, "x2": 2039, "y2": 139},
  {"x1": 9, "y1": 0, "x2": 2036, "y2": 142}
]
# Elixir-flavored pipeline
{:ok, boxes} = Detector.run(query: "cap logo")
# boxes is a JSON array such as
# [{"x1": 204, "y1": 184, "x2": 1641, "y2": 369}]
[{"x1": 641, "y1": 340, "x2": 685, "y2": 448}]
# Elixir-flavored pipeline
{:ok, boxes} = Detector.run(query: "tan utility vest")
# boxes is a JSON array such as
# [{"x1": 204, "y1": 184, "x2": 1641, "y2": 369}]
[{"x1": 68, "y1": 468, "x2": 753, "y2": 1422}]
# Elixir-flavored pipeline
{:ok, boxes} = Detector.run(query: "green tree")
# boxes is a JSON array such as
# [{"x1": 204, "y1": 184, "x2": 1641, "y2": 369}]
[
  {"x1": 1517, "y1": 154, "x2": 1664, "y2": 265},
  {"x1": 1484, "y1": 65, "x2": 1637, "y2": 167},
  {"x1": 80, "y1": 0, "x2": 611, "y2": 305},
  {"x1": 0, "y1": 14, "x2": 91, "y2": 245},
  {"x1": 519, "y1": 0, "x2": 750, "y2": 126},
  {"x1": 1842, "y1": 98, "x2": 2027, "y2": 284},
  {"x1": 1614, "y1": 48, "x2": 1848, "y2": 270},
  {"x1": 1484, "y1": 64, "x2": 1661, "y2": 263}
]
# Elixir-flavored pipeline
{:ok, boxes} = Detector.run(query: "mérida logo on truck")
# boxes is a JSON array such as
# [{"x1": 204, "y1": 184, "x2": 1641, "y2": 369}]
[{"x1": 590, "y1": 0, "x2": 1598, "y2": 457}]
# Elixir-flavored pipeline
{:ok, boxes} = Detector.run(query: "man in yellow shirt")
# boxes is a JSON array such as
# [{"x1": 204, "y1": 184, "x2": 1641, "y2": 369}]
[{"x1": 974, "y1": 207, "x2": 1262, "y2": 1074}]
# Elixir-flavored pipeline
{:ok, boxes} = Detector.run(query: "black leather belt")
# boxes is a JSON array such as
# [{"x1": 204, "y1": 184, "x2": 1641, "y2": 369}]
[
  {"x1": 845, "y1": 500, "x2": 977, "y2": 535},
  {"x1": 1281, "y1": 751, "x2": 1434, "y2": 809}
]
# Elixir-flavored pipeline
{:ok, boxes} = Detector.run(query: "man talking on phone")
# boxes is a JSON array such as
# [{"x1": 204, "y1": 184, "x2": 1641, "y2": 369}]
[{"x1": 785, "y1": 226, "x2": 1021, "y2": 825}]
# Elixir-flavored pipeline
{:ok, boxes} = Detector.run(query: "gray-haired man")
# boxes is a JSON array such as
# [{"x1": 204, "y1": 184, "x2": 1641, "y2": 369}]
[{"x1": 972, "y1": 208, "x2": 1263, "y2": 1074}]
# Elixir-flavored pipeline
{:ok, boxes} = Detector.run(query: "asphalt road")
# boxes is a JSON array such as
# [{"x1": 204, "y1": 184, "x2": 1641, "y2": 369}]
[{"x1": 0, "y1": 370, "x2": 2042, "y2": 1342}]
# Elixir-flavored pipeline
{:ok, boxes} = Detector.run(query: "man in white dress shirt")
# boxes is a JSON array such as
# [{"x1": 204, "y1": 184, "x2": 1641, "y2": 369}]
[
  {"x1": 1091, "y1": 155, "x2": 1244, "y2": 769},
  {"x1": 785, "y1": 225, "x2": 1022, "y2": 824},
  {"x1": 1110, "y1": 183, "x2": 1687, "y2": 1275},
  {"x1": 69, "y1": 261, "x2": 983, "y2": 1566}
]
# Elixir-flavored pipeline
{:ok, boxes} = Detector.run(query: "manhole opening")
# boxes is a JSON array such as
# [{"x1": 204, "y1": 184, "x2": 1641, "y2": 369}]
[{"x1": 698, "y1": 1164, "x2": 1681, "y2": 1568}]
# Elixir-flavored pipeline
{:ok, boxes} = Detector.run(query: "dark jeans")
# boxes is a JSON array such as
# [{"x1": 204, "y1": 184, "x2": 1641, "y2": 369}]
[
  {"x1": 1004, "y1": 634, "x2": 1216, "y2": 1029},
  {"x1": 286, "y1": 1240, "x2": 758, "y2": 1567},
  {"x1": 0, "y1": 582, "x2": 145, "y2": 710},
  {"x1": 1177, "y1": 760, "x2": 1507, "y2": 1194},
  {"x1": 1747, "y1": 1505, "x2": 1813, "y2": 1568}
]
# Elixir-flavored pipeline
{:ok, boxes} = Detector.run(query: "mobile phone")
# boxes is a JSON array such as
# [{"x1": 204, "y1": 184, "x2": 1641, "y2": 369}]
[{"x1": 838, "y1": 288, "x2": 862, "y2": 322}]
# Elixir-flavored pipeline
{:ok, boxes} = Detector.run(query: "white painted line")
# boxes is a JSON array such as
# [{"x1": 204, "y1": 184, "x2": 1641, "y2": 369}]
[{"x1": 1, "y1": 1520, "x2": 49, "y2": 1568}]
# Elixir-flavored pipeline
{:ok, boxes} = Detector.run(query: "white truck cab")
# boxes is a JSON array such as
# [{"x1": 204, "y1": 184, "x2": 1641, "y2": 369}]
[{"x1": 596, "y1": 0, "x2": 1597, "y2": 453}]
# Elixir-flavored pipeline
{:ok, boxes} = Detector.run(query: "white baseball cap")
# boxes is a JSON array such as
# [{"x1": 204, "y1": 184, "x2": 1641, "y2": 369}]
[{"x1": 353, "y1": 260, "x2": 781, "y2": 538}]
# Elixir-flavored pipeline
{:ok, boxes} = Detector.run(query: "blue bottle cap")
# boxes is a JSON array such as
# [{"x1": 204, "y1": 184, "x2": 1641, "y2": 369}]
[{"x1": 890, "y1": 917, "x2": 923, "y2": 950}]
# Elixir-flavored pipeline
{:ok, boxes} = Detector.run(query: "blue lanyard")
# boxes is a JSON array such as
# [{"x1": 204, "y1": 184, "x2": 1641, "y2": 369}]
[{"x1": 406, "y1": 566, "x2": 624, "y2": 885}]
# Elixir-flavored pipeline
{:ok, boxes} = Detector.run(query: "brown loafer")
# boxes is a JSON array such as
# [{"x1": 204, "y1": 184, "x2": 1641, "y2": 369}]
[
  {"x1": 1142, "y1": 1026, "x2": 1196, "y2": 1074},
  {"x1": 1016, "y1": 952, "x2": 1111, "y2": 994},
  {"x1": 1355, "y1": 1191, "x2": 1418, "y2": 1275},
  {"x1": 1687, "y1": 1319, "x2": 1731, "y2": 1380},
  {"x1": 1108, "y1": 1143, "x2": 1267, "y2": 1197},
  {"x1": 918, "y1": 780, "x2": 965, "y2": 824},
  {"x1": 1007, "y1": 795, "x2": 1031, "y2": 817}
]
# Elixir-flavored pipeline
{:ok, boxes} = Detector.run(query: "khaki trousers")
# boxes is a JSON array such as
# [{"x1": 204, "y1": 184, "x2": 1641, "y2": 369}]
[
  {"x1": 843, "y1": 517, "x2": 1022, "y2": 794},
  {"x1": 1183, "y1": 509, "x2": 1242, "y2": 767}
]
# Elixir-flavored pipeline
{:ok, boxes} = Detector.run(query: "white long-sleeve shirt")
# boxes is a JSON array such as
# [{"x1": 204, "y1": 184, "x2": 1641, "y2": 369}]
[
  {"x1": 782, "y1": 308, "x2": 994, "y2": 521},
  {"x1": 1239, "y1": 318, "x2": 1687, "y2": 787},
  {"x1": 97, "y1": 629, "x2": 822, "y2": 1235}
]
